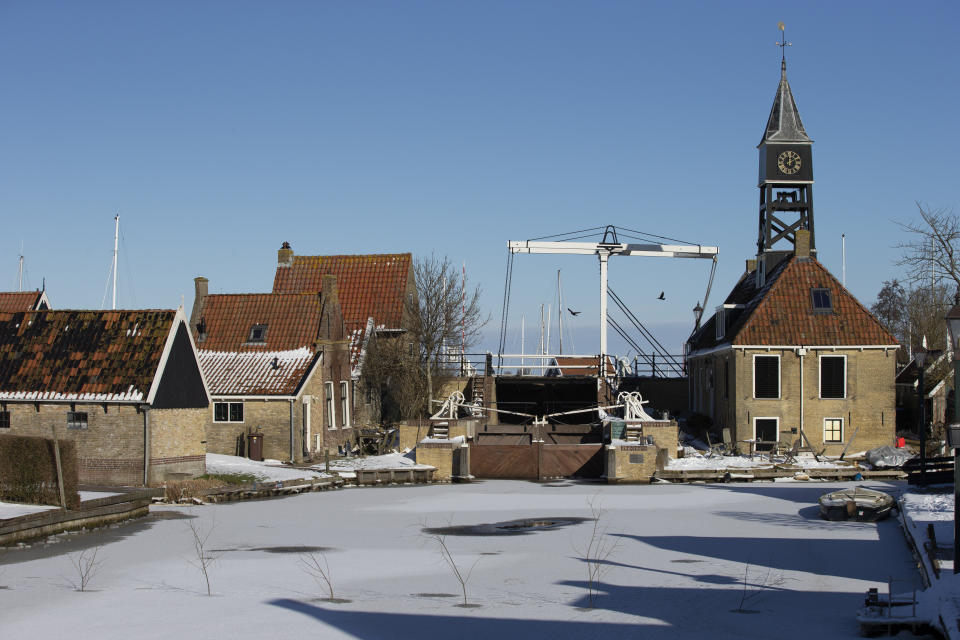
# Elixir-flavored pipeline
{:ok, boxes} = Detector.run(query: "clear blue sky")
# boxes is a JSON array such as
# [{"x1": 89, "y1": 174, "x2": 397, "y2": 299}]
[{"x1": 2, "y1": 1, "x2": 957, "y2": 359}]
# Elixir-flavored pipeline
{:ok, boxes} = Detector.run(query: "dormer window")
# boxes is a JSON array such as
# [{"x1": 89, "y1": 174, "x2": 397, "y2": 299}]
[
  {"x1": 248, "y1": 324, "x2": 268, "y2": 343},
  {"x1": 811, "y1": 288, "x2": 832, "y2": 313},
  {"x1": 715, "y1": 307, "x2": 726, "y2": 340}
]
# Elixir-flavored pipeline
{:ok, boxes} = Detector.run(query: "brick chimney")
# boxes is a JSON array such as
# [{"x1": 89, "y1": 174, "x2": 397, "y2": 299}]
[
  {"x1": 278, "y1": 241, "x2": 294, "y2": 267},
  {"x1": 190, "y1": 277, "x2": 208, "y2": 341},
  {"x1": 795, "y1": 229, "x2": 812, "y2": 259},
  {"x1": 318, "y1": 275, "x2": 345, "y2": 342}
]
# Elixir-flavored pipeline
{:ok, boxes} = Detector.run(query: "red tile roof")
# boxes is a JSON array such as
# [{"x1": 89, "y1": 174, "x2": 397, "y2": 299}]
[
  {"x1": 272, "y1": 254, "x2": 412, "y2": 332},
  {"x1": 195, "y1": 294, "x2": 322, "y2": 352},
  {"x1": 0, "y1": 309, "x2": 177, "y2": 402},
  {"x1": 688, "y1": 256, "x2": 898, "y2": 351},
  {"x1": 0, "y1": 291, "x2": 47, "y2": 312}
]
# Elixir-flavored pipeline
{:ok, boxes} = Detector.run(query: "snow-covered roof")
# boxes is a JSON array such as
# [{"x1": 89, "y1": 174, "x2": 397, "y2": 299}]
[{"x1": 199, "y1": 347, "x2": 319, "y2": 396}]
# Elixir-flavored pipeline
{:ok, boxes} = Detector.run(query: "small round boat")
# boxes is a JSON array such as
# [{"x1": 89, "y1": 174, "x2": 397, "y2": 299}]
[{"x1": 818, "y1": 486, "x2": 895, "y2": 522}]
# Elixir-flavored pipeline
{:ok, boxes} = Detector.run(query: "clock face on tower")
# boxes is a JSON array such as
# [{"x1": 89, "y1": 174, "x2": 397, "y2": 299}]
[{"x1": 777, "y1": 150, "x2": 802, "y2": 175}]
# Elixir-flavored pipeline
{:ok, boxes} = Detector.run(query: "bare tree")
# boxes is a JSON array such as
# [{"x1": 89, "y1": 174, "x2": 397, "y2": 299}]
[
  {"x1": 298, "y1": 551, "x2": 336, "y2": 601},
  {"x1": 429, "y1": 531, "x2": 480, "y2": 607},
  {"x1": 575, "y1": 496, "x2": 619, "y2": 609},
  {"x1": 896, "y1": 203, "x2": 960, "y2": 293},
  {"x1": 187, "y1": 519, "x2": 216, "y2": 596},
  {"x1": 409, "y1": 254, "x2": 488, "y2": 413},
  {"x1": 68, "y1": 545, "x2": 103, "y2": 592}
]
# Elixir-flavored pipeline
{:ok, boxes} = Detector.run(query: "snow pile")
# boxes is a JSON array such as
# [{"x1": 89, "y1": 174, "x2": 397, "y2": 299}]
[
  {"x1": 666, "y1": 452, "x2": 855, "y2": 471},
  {"x1": 206, "y1": 453, "x2": 331, "y2": 482},
  {"x1": 319, "y1": 452, "x2": 435, "y2": 479}
]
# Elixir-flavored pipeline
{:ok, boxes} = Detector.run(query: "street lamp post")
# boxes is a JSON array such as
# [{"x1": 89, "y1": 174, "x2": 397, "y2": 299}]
[{"x1": 944, "y1": 291, "x2": 960, "y2": 573}]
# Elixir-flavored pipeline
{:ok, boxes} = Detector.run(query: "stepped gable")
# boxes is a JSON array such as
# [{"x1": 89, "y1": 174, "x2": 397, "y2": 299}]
[
  {"x1": 272, "y1": 253, "x2": 411, "y2": 331},
  {"x1": 0, "y1": 309, "x2": 176, "y2": 402},
  {"x1": 689, "y1": 257, "x2": 897, "y2": 351},
  {"x1": 194, "y1": 293, "x2": 322, "y2": 352}
]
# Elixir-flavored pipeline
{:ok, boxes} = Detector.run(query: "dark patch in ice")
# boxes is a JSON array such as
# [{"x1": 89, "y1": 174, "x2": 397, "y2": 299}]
[
  {"x1": 148, "y1": 510, "x2": 197, "y2": 521},
  {"x1": 670, "y1": 559, "x2": 704, "y2": 564},
  {"x1": 412, "y1": 593, "x2": 458, "y2": 598},
  {"x1": 480, "y1": 552, "x2": 500, "y2": 555},
  {"x1": 730, "y1": 608, "x2": 762, "y2": 614},
  {"x1": 423, "y1": 517, "x2": 591, "y2": 536},
  {"x1": 310, "y1": 596, "x2": 352, "y2": 604},
  {"x1": 251, "y1": 545, "x2": 333, "y2": 554},
  {"x1": 454, "y1": 603, "x2": 482, "y2": 608},
  {"x1": 211, "y1": 545, "x2": 334, "y2": 554}
]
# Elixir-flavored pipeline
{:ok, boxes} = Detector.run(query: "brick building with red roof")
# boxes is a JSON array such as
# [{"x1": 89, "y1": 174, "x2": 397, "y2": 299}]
[
  {"x1": 270, "y1": 242, "x2": 416, "y2": 426},
  {"x1": 0, "y1": 307, "x2": 210, "y2": 485},
  {"x1": 189, "y1": 275, "x2": 353, "y2": 462},
  {"x1": 685, "y1": 54, "x2": 898, "y2": 455}
]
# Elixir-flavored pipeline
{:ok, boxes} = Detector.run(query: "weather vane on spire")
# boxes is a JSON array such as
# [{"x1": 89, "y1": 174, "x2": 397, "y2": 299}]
[{"x1": 776, "y1": 22, "x2": 792, "y2": 65}]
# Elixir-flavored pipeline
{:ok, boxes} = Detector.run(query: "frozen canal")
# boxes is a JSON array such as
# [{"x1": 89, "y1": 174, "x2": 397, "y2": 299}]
[{"x1": 0, "y1": 480, "x2": 921, "y2": 639}]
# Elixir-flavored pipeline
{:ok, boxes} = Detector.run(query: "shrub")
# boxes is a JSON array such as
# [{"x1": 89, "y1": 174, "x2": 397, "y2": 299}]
[{"x1": 0, "y1": 434, "x2": 80, "y2": 509}]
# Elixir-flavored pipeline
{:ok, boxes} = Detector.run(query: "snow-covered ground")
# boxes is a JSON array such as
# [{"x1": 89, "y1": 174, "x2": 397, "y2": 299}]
[
  {"x1": 317, "y1": 451, "x2": 434, "y2": 479},
  {"x1": 0, "y1": 500, "x2": 57, "y2": 520},
  {"x1": 205, "y1": 453, "x2": 332, "y2": 482},
  {"x1": 0, "y1": 480, "x2": 921, "y2": 639},
  {"x1": 667, "y1": 449, "x2": 861, "y2": 471}
]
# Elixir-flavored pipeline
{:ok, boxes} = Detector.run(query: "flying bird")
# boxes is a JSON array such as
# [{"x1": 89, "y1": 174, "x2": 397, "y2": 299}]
[
  {"x1": 567, "y1": 308, "x2": 581, "y2": 316},
  {"x1": 657, "y1": 291, "x2": 665, "y2": 301}
]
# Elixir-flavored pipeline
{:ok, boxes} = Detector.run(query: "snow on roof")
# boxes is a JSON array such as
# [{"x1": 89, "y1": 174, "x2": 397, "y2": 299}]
[{"x1": 199, "y1": 347, "x2": 318, "y2": 396}]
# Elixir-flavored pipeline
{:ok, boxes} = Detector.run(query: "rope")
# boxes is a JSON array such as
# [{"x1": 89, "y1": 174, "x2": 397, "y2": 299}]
[
  {"x1": 497, "y1": 250, "x2": 515, "y2": 369},
  {"x1": 607, "y1": 286, "x2": 684, "y2": 376}
]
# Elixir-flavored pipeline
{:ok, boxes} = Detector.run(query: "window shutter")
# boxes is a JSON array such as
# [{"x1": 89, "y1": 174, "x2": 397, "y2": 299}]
[
  {"x1": 820, "y1": 357, "x2": 845, "y2": 398},
  {"x1": 754, "y1": 356, "x2": 779, "y2": 398}
]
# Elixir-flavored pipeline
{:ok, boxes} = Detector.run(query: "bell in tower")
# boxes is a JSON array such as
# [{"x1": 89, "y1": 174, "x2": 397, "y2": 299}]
[{"x1": 756, "y1": 24, "x2": 814, "y2": 282}]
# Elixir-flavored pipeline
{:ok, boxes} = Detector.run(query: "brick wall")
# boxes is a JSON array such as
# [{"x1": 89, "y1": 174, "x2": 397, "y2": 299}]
[
  {"x1": 416, "y1": 441, "x2": 454, "y2": 480},
  {"x1": 606, "y1": 443, "x2": 658, "y2": 483},
  {"x1": 730, "y1": 347, "x2": 896, "y2": 454},
  {"x1": 149, "y1": 407, "x2": 207, "y2": 481},
  {"x1": 0, "y1": 402, "x2": 145, "y2": 485},
  {"x1": 205, "y1": 399, "x2": 295, "y2": 462}
]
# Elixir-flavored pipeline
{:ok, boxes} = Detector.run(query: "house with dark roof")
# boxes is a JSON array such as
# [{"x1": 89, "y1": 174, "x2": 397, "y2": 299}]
[
  {"x1": 189, "y1": 275, "x2": 352, "y2": 462},
  {"x1": 270, "y1": 242, "x2": 416, "y2": 425},
  {"x1": 0, "y1": 307, "x2": 209, "y2": 485},
  {"x1": 685, "y1": 52, "x2": 898, "y2": 455},
  {"x1": 0, "y1": 290, "x2": 50, "y2": 312}
]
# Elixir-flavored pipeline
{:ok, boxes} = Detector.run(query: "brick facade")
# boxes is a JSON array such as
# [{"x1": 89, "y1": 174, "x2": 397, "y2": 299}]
[
  {"x1": 688, "y1": 346, "x2": 897, "y2": 454},
  {"x1": 0, "y1": 402, "x2": 207, "y2": 485}
]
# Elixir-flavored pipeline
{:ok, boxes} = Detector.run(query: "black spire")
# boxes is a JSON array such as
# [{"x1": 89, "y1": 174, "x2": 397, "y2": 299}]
[{"x1": 760, "y1": 25, "x2": 811, "y2": 145}]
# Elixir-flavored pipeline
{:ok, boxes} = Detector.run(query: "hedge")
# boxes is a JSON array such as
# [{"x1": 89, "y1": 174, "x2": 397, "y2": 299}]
[{"x1": 0, "y1": 434, "x2": 80, "y2": 509}]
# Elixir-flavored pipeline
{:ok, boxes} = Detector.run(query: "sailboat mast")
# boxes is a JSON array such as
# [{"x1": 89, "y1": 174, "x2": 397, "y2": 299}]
[
  {"x1": 17, "y1": 244, "x2": 23, "y2": 292},
  {"x1": 112, "y1": 214, "x2": 119, "y2": 310},
  {"x1": 557, "y1": 269, "x2": 563, "y2": 355},
  {"x1": 521, "y1": 314, "x2": 525, "y2": 374}
]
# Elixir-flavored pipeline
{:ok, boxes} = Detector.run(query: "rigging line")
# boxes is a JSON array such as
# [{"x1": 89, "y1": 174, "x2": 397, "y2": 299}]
[
  {"x1": 119, "y1": 231, "x2": 138, "y2": 308},
  {"x1": 497, "y1": 250, "x2": 515, "y2": 367},
  {"x1": 607, "y1": 287, "x2": 677, "y2": 361},
  {"x1": 615, "y1": 225, "x2": 701, "y2": 246},
  {"x1": 608, "y1": 317, "x2": 654, "y2": 364},
  {"x1": 526, "y1": 226, "x2": 607, "y2": 241},
  {"x1": 99, "y1": 260, "x2": 114, "y2": 310},
  {"x1": 607, "y1": 288, "x2": 684, "y2": 375},
  {"x1": 697, "y1": 256, "x2": 719, "y2": 331}
]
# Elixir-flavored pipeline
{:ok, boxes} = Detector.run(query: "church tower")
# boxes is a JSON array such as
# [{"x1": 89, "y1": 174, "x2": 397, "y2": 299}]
[{"x1": 756, "y1": 28, "x2": 814, "y2": 281}]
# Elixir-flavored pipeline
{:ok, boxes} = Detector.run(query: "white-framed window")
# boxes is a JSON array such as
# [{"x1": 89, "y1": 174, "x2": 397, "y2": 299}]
[
  {"x1": 325, "y1": 382, "x2": 336, "y2": 430},
  {"x1": 339, "y1": 381, "x2": 349, "y2": 428},
  {"x1": 824, "y1": 417, "x2": 843, "y2": 443},
  {"x1": 753, "y1": 354, "x2": 780, "y2": 399},
  {"x1": 715, "y1": 307, "x2": 726, "y2": 340},
  {"x1": 213, "y1": 402, "x2": 243, "y2": 423},
  {"x1": 753, "y1": 416, "x2": 779, "y2": 451},
  {"x1": 819, "y1": 355, "x2": 846, "y2": 399}
]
